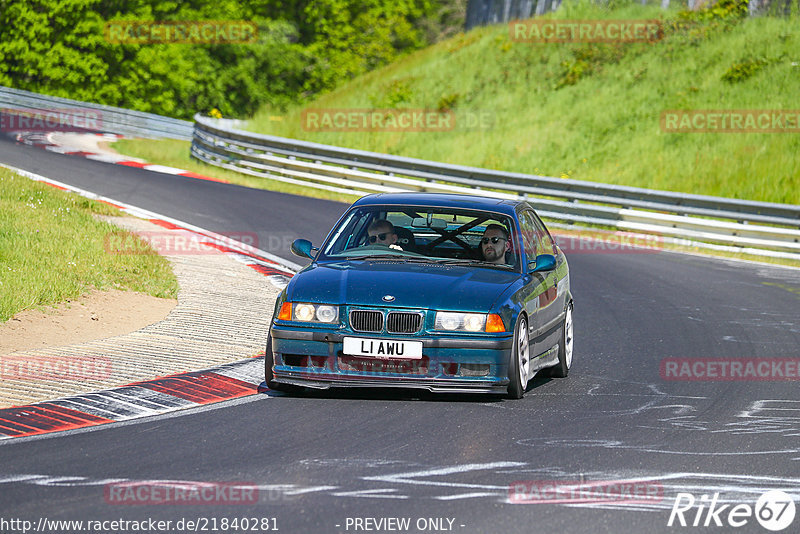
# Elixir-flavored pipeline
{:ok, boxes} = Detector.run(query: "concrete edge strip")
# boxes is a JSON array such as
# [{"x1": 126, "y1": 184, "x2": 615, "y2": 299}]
[{"x1": 0, "y1": 161, "x2": 299, "y2": 440}]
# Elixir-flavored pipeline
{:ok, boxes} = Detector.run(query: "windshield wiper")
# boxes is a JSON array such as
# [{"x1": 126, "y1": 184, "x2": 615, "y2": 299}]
[
  {"x1": 347, "y1": 254, "x2": 414, "y2": 261},
  {"x1": 429, "y1": 258, "x2": 515, "y2": 270}
]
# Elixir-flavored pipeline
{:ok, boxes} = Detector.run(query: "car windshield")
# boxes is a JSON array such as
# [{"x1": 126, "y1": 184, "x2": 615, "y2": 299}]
[{"x1": 318, "y1": 205, "x2": 520, "y2": 271}]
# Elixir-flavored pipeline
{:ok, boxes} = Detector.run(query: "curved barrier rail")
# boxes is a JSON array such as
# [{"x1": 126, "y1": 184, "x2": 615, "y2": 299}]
[
  {"x1": 192, "y1": 114, "x2": 800, "y2": 260},
  {"x1": 0, "y1": 86, "x2": 192, "y2": 140},
  {"x1": 3, "y1": 84, "x2": 797, "y2": 260}
]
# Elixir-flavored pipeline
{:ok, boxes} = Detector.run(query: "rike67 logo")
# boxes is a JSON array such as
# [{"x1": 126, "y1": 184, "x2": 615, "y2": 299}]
[{"x1": 668, "y1": 490, "x2": 796, "y2": 531}]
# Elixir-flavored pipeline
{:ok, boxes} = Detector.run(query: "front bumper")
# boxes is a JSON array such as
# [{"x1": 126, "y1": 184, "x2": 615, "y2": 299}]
[{"x1": 269, "y1": 325, "x2": 513, "y2": 394}]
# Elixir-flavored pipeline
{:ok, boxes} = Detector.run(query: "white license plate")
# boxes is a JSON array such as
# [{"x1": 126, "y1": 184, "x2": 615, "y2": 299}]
[{"x1": 343, "y1": 337, "x2": 423, "y2": 359}]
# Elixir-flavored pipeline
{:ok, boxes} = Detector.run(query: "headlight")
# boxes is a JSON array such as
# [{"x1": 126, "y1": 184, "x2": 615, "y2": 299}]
[
  {"x1": 295, "y1": 303, "x2": 316, "y2": 321},
  {"x1": 437, "y1": 312, "x2": 463, "y2": 330},
  {"x1": 315, "y1": 305, "x2": 338, "y2": 323},
  {"x1": 278, "y1": 302, "x2": 340, "y2": 323},
  {"x1": 435, "y1": 312, "x2": 487, "y2": 332},
  {"x1": 435, "y1": 312, "x2": 506, "y2": 332}
]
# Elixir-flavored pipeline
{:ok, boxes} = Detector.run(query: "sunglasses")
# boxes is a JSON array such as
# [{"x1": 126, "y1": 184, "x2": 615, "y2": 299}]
[
  {"x1": 368, "y1": 232, "x2": 390, "y2": 243},
  {"x1": 481, "y1": 236, "x2": 507, "y2": 245}
]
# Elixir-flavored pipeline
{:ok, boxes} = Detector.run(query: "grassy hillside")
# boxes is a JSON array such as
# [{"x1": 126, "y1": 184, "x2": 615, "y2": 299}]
[{"x1": 245, "y1": 1, "x2": 799, "y2": 204}]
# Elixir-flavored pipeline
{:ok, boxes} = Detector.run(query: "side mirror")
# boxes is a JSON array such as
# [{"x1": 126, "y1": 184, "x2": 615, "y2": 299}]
[
  {"x1": 530, "y1": 254, "x2": 556, "y2": 273},
  {"x1": 291, "y1": 238, "x2": 315, "y2": 259}
]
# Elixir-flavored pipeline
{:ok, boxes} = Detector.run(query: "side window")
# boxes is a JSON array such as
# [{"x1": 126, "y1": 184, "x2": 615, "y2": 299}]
[
  {"x1": 323, "y1": 210, "x2": 361, "y2": 254},
  {"x1": 351, "y1": 214, "x2": 374, "y2": 248},
  {"x1": 530, "y1": 212, "x2": 557, "y2": 256},
  {"x1": 518, "y1": 212, "x2": 539, "y2": 263}
]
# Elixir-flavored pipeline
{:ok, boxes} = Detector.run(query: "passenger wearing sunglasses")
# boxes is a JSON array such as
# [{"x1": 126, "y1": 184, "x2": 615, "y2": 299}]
[
  {"x1": 480, "y1": 224, "x2": 510, "y2": 264},
  {"x1": 366, "y1": 219, "x2": 402, "y2": 250}
]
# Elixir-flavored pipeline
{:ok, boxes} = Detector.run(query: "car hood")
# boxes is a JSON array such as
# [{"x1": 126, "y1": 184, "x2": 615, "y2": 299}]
[{"x1": 287, "y1": 259, "x2": 519, "y2": 311}]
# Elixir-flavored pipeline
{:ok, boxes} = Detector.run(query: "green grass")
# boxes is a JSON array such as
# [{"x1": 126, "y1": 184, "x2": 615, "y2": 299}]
[
  {"x1": 0, "y1": 168, "x2": 178, "y2": 323},
  {"x1": 241, "y1": 1, "x2": 799, "y2": 205}
]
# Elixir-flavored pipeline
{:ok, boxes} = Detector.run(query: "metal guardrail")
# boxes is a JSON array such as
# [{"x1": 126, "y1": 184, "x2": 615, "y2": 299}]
[
  {"x1": 464, "y1": 0, "x2": 788, "y2": 30},
  {"x1": 192, "y1": 114, "x2": 800, "y2": 260},
  {"x1": 7, "y1": 87, "x2": 795, "y2": 259},
  {"x1": 0, "y1": 86, "x2": 193, "y2": 140}
]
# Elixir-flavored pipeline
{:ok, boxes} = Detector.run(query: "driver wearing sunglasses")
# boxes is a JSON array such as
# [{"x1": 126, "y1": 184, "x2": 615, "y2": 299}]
[
  {"x1": 366, "y1": 219, "x2": 402, "y2": 250},
  {"x1": 480, "y1": 224, "x2": 510, "y2": 264}
]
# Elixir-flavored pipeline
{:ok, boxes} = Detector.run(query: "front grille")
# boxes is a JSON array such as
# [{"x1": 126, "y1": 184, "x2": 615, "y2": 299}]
[
  {"x1": 387, "y1": 312, "x2": 422, "y2": 334},
  {"x1": 349, "y1": 310, "x2": 383, "y2": 332}
]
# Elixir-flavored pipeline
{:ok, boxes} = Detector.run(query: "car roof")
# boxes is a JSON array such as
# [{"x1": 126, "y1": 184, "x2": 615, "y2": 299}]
[{"x1": 352, "y1": 192, "x2": 524, "y2": 217}]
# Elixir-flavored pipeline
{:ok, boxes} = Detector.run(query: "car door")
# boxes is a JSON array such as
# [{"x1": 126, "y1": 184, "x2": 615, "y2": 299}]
[
  {"x1": 519, "y1": 210, "x2": 562, "y2": 359},
  {"x1": 531, "y1": 211, "x2": 568, "y2": 350}
]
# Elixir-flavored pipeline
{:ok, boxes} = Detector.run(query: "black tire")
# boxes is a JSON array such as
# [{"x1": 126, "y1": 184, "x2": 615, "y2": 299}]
[
  {"x1": 507, "y1": 315, "x2": 529, "y2": 399},
  {"x1": 548, "y1": 303, "x2": 573, "y2": 378}
]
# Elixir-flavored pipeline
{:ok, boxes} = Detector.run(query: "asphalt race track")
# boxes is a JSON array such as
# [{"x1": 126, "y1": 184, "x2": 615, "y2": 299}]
[
  {"x1": 0, "y1": 136, "x2": 348, "y2": 263},
  {"x1": 1, "y1": 136, "x2": 799, "y2": 534}
]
